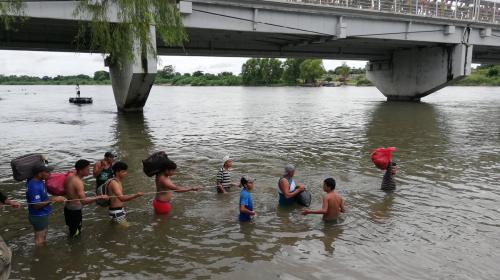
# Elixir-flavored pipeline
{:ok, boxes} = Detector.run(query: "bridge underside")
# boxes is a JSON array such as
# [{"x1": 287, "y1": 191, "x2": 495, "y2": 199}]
[{"x1": 1, "y1": 17, "x2": 499, "y2": 63}]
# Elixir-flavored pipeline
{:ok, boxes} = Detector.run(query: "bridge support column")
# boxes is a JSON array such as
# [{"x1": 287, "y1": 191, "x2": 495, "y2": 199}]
[
  {"x1": 366, "y1": 44, "x2": 472, "y2": 101},
  {"x1": 108, "y1": 27, "x2": 157, "y2": 112}
]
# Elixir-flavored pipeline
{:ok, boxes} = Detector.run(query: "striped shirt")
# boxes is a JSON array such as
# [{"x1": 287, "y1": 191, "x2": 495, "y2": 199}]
[
  {"x1": 381, "y1": 170, "x2": 396, "y2": 191},
  {"x1": 216, "y1": 167, "x2": 232, "y2": 189}
]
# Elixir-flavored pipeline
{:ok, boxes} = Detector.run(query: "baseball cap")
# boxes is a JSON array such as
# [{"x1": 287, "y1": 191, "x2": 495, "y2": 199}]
[
  {"x1": 32, "y1": 162, "x2": 54, "y2": 175},
  {"x1": 222, "y1": 155, "x2": 232, "y2": 164}
]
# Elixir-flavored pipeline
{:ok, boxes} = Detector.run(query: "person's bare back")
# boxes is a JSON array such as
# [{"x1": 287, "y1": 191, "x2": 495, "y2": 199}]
[{"x1": 323, "y1": 192, "x2": 345, "y2": 221}]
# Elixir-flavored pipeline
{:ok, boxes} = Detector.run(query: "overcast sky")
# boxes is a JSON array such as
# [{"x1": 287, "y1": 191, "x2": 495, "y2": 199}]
[{"x1": 0, "y1": 50, "x2": 367, "y2": 77}]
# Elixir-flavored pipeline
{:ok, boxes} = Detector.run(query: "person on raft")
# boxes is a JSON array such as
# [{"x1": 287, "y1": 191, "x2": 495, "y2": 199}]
[
  {"x1": 381, "y1": 162, "x2": 397, "y2": 191},
  {"x1": 278, "y1": 164, "x2": 305, "y2": 206},
  {"x1": 26, "y1": 162, "x2": 66, "y2": 246},
  {"x1": 239, "y1": 175, "x2": 256, "y2": 222},
  {"x1": 106, "y1": 162, "x2": 143, "y2": 225},
  {"x1": 64, "y1": 159, "x2": 109, "y2": 237},
  {"x1": 153, "y1": 159, "x2": 198, "y2": 215},
  {"x1": 93, "y1": 151, "x2": 116, "y2": 189},
  {"x1": 302, "y1": 178, "x2": 345, "y2": 222},
  {"x1": 76, "y1": 84, "x2": 81, "y2": 98},
  {"x1": 216, "y1": 155, "x2": 237, "y2": 194}
]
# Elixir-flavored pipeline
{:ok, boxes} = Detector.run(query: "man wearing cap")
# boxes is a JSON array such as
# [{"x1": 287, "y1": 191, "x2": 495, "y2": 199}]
[
  {"x1": 216, "y1": 156, "x2": 237, "y2": 194},
  {"x1": 93, "y1": 152, "x2": 116, "y2": 189},
  {"x1": 26, "y1": 163, "x2": 65, "y2": 246},
  {"x1": 278, "y1": 164, "x2": 305, "y2": 206}
]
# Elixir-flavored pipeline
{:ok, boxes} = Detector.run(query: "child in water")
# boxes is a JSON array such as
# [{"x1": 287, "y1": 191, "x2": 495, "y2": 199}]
[
  {"x1": 239, "y1": 176, "x2": 256, "y2": 222},
  {"x1": 153, "y1": 159, "x2": 198, "y2": 215},
  {"x1": 302, "y1": 178, "x2": 345, "y2": 222}
]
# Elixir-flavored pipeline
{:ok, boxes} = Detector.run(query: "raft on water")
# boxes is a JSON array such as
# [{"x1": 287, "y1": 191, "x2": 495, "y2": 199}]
[{"x1": 69, "y1": 97, "x2": 93, "y2": 104}]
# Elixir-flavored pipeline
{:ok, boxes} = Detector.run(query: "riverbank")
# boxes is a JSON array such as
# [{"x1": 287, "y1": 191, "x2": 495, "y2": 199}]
[{"x1": 1, "y1": 64, "x2": 500, "y2": 87}]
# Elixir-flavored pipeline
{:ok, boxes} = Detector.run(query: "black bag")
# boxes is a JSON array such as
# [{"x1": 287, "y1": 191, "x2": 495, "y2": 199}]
[
  {"x1": 96, "y1": 179, "x2": 113, "y2": 207},
  {"x1": 297, "y1": 189, "x2": 312, "y2": 207},
  {"x1": 142, "y1": 151, "x2": 169, "y2": 177},
  {"x1": 11, "y1": 153, "x2": 47, "y2": 181}
]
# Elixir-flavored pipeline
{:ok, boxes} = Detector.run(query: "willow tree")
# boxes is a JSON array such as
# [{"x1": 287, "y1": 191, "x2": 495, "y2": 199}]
[
  {"x1": 0, "y1": 0, "x2": 24, "y2": 30},
  {"x1": 1, "y1": 0, "x2": 187, "y2": 66}
]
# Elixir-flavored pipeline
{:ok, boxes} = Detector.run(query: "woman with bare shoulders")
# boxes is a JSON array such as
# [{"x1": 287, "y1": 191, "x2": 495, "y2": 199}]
[{"x1": 153, "y1": 159, "x2": 198, "y2": 215}]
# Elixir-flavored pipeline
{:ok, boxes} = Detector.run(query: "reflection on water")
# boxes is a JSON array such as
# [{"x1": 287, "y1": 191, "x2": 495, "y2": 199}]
[{"x1": 0, "y1": 85, "x2": 500, "y2": 279}]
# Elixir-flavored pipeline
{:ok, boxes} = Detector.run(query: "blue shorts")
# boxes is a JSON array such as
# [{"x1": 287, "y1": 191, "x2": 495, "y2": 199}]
[{"x1": 29, "y1": 215, "x2": 49, "y2": 232}]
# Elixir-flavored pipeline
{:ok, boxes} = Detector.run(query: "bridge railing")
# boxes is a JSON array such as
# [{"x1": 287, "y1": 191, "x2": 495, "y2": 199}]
[{"x1": 279, "y1": 0, "x2": 500, "y2": 24}]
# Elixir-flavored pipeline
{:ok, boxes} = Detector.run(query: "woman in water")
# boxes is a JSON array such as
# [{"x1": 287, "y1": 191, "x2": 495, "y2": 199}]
[
  {"x1": 153, "y1": 159, "x2": 198, "y2": 215},
  {"x1": 239, "y1": 175, "x2": 256, "y2": 222},
  {"x1": 278, "y1": 164, "x2": 305, "y2": 206}
]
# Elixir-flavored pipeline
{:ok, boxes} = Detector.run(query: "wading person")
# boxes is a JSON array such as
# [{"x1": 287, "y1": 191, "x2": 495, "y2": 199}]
[
  {"x1": 216, "y1": 156, "x2": 236, "y2": 194},
  {"x1": 302, "y1": 178, "x2": 345, "y2": 222},
  {"x1": 93, "y1": 151, "x2": 115, "y2": 189},
  {"x1": 107, "y1": 162, "x2": 143, "y2": 225},
  {"x1": 154, "y1": 159, "x2": 198, "y2": 215},
  {"x1": 26, "y1": 163, "x2": 65, "y2": 246},
  {"x1": 0, "y1": 192, "x2": 21, "y2": 279},
  {"x1": 278, "y1": 164, "x2": 305, "y2": 206},
  {"x1": 239, "y1": 176, "x2": 256, "y2": 222},
  {"x1": 381, "y1": 162, "x2": 397, "y2": 191},
  {"x1": 64, "y1": 159, "x2": 109, "y2": 237}
]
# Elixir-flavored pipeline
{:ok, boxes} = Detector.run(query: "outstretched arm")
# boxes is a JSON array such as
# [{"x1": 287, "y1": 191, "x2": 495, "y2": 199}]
[
  {"x1": 303, "y1": 196, "x2": 328, "y2": 215},
  {"x1": 109, "y1": 181, "x2": 143, "y2": 202},
  {"x1": 159, "y1": 176, "x2": 198, "y2": 193}
]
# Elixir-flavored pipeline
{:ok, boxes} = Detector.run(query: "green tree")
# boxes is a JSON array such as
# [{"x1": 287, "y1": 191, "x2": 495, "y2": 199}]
[
  {"x1": 241, "y1": 58, "x2": 261, "y2": 85},
  {"x1": 192, "y1": 70, "x2": 204, "y2": 77},
  {"x1": 282, "y1": 58, "x2": 305, "y2": 85},
  {"x1": 158, "y1": 65, "x2": 175, "y2": 79},
  {"x1": 259, "y1": 58, "x2": 283, "y2": 85},
  {"x1": 487, "y1": 67, "x2": 499, "y2": 77},
  {"x1": 299, "y1": 59, "x2": 325, "y2": 84},
  {"x1": 334, "y1": 63, "x2": 350, "y2": 82},
  {"x1": 93, "y1": 71, "x2": 110, "y2": 81}
]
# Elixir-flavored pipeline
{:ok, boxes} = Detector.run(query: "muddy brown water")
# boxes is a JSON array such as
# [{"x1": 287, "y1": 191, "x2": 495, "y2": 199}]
[{"x1": 0, "y1": 85, "x2": 499, "y2": 279}]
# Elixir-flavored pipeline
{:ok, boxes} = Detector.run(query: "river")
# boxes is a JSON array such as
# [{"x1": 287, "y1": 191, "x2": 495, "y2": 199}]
[{"x1": 0, "y1": 85, "x2": 499, "y2": 279}]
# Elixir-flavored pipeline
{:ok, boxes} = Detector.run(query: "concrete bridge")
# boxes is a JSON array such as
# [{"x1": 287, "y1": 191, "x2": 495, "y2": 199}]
[{"x1": 1, "y1": 0, "x2": 500, "y2": 111}]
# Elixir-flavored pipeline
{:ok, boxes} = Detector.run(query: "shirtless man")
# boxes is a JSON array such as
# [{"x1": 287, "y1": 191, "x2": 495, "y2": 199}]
[
  {"x1": 107, "y1": 161, "x2": 143, "y2": 225},
  {"x1": 153, "y1": 159, "x2": 198, "y2": 215},
  {"x1": 64, "y1": 159, "x2": 108, "y2": 237},
  {"x1": 302, "y1": 178, "x2": 345, "y2": 222}
]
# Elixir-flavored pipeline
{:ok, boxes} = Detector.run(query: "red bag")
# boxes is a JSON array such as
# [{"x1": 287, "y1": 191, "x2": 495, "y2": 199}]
[
  {"x1": 46, "y1": 170, "x2": 76, "y2": 196},
  {"x1": 371, "y1": 147, "x2": 396, "y2": 170}
]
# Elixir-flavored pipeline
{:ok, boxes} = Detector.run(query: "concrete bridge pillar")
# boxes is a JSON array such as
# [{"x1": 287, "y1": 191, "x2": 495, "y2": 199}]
[
  {"x1": 108, "y1": 27, "x2": 157, "y2": 112},
  {"x1": 366, "y1": 44, "x2": 472, "y2": 101}
]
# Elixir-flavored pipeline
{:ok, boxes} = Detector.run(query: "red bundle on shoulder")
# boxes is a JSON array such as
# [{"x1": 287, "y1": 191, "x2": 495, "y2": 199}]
[{"x1": 371, "y1": 147, "x2": 396, "y2": 170}]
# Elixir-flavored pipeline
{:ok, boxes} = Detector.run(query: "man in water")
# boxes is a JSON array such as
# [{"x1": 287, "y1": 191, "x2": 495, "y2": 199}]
[
  {"x1": 64, "y1": 159, "x2": 109, "y2": 237},
  {"x1": 278, "y1": 164, "x2": 305, "y2": 206},
  {"x1": 302, "y1": 178, "x2": 345, "y2": 222},
  {"x1": 216, "y1": 156, "x2": 237, "y2": 194},
  {"x1": 26, "y1": 163, "x2": 66, "y2": 246},
  {"x1": 381, "y1": 162, "x2": 397, "y2": 191},
  {"x1": 107, "y1": 162, "x2": 143, "y2": 225},
  {"x1": 93, "y1": 151, "x2": 115, "y2": 189},
  {"x1": 0, "y1": 191, "x2": 20, "y2": 279}
]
